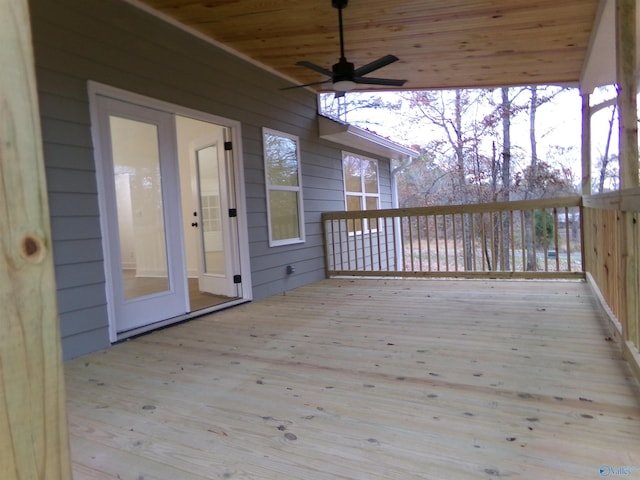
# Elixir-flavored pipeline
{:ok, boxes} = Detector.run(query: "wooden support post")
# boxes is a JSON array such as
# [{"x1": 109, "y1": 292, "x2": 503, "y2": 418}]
[
  {"x1": 616, "y1": 0, "x2": 639, "y2": 349},
  {"x1": 0, "y1": 1, "x2": 72, "y2": 478},
  {"x1": 581, "y1": 93, "x2": 592, "y2": 195},
  {"x1": 616, "y1": 0, "x2": 639, "y2": 190}
]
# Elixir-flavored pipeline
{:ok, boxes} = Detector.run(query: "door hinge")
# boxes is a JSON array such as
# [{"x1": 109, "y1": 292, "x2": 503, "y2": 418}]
[
  {"x1": 229, "y1": 208, "x2": 237, "y2": 218},
  {"x1": 233, "y1": 274, "x2": 242, "y2": 284},
  {"x1": 224, "y1": 141, "x2": 233, "y2": 151}
]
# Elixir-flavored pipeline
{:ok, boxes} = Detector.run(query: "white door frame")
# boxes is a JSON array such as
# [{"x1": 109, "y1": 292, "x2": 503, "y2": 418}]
[{"x1": 89, "y1": 82, "x2": 253, "y2": 342}]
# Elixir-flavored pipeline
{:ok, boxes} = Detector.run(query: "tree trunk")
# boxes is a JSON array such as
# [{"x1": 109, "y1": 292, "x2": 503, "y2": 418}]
[
  {"x1": 500, "y1": 87, "x2": 512, "y2": 270},
  {"x1": 453, "y1": 91, "x2": 473, "y2": 270},
  {"x1": 598, "y1": 103, "x2": 617, "y2": 193},
  {"x1": 530, "y1": 86, "x2": 538, "y2": 170},
  {"x1": 525, "y1": 86, "x2": 538, "y2": 270}
]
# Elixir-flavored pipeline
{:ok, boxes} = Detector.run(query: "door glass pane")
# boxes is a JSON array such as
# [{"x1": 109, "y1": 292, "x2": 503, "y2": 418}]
[
  {"x1": 269, "y1": 191, "x2": 300, "y2": 241},
  {"x1": 197, "y1": 146, "x2": 225, "y2": 275},
  {"x1": 110, "y1": 115, "x2": 169, "y2": 300}
]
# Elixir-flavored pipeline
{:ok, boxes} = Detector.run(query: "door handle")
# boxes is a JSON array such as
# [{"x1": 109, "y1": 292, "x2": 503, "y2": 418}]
[{"x1": 191, "y1": 222, "x2": 198, "y2": 227}]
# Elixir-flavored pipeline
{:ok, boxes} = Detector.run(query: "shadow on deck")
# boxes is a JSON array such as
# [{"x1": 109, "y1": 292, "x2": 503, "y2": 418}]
[{"x1": 65, "y1": 278, "x2": 640, "y2": 479}]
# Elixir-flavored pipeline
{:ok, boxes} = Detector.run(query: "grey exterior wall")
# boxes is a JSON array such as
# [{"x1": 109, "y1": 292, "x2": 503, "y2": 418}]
[{"x1": 29, "y1": 0, "x2": 394, "y2": 359}]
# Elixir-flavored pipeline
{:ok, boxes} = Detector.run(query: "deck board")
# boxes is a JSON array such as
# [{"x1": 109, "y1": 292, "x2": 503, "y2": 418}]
[{"x1": 65, "y1": 278, "x2": 640, "y2": 479}]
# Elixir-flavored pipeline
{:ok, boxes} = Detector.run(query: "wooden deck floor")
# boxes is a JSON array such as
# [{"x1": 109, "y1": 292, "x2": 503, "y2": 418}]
[{"x1": 65, "y1": 278, "x2": 640, "y2": 479}]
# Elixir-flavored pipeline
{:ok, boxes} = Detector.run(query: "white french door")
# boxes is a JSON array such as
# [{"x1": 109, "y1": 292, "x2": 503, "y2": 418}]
[
  {"x1": 191, "y1": 131, "x2": 239, "y2": 298},
  {"x1": 95, "y1": 95, "x2": 188, "y2": 334}
]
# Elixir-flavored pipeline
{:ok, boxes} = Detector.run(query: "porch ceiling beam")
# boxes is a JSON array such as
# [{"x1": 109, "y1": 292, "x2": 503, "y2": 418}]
[{"x1": 0, "y1": 0, "x2": 72, "y2": 477}]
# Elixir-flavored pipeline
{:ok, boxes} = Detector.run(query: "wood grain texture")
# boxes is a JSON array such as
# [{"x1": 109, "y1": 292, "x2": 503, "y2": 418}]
[
  {"x1": 616, "y1": 0, "x2": 639, "y2": 190},
  {"x1": 66, "y1": 278, "x2": 640, "y2": 479},
  {"x1": 134, "y1": 0, "x2": 599, "y2": 91},
  {"x1": 584, "y1": 189, "x2": 640, "y2": 386},
  {"x1": 0, "y1": 0, "x2": 71, "y2": 478}
]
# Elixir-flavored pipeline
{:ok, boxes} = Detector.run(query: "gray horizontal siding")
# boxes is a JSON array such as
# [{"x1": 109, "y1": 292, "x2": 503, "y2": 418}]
[
  {"x1": 59, "y1": 306, "x2": 108, "y2": 338},
  {"x1": 29, "y1": 0, "x2": 395, "y2": 359},
  {"x1": 48, "y1": 193, "x2": 100, "y2": 217},
  {"x1": 54, "y1": 262, "x2": 105, "y2": 289},
  {"x1": 60, "y1": 326, "x2": 110, "y2": 359}
]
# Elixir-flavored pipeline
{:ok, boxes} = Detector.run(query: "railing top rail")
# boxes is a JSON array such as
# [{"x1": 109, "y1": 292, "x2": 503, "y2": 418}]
[
  {"x1": 322, "y1": 195, "x2": 583, "y2": 221},
  {"x1": 583, "y1": 187, "x2": 640, "y2": 212}
]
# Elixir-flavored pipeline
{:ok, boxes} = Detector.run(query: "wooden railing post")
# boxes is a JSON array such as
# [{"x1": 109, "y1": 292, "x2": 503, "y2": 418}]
[
  {"x1": 581, "y1": 93, "x2": 591, "y2": 196},
  {"x1": 616, "y1": 0, "x2": 639, "y2": 348},
  {"x1": 0, "y1": 1, "x2": 72, "y2": 478}
]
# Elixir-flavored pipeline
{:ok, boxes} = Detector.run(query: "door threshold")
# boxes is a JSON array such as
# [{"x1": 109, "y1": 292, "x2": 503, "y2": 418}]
[{"x1": 115, "y1": 297, "x2": 249, "y2": 342}]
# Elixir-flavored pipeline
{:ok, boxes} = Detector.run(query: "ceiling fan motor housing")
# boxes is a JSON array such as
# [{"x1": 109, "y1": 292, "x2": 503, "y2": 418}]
[{"x1": 332, "y1": 60, "x2": 355, "y2": 82}]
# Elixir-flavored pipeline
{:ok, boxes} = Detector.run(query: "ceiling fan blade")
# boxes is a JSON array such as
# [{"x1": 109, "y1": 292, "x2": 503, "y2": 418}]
[
  {"x1": 280, "y1": 80, "x2": 332, "y2": 91},
  {"x1": 354, "y1": 76, "x2": 407, "y2": 87},
  {"x1": 296, "y1": 61, "x2": 334, "y2": 77},
  {"x1": 353, "y1": 54, "x2": 399, "y2": 77}
]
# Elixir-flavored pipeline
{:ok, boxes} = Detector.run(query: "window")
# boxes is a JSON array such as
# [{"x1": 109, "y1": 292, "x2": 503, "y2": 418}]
[
  {"x1": 263, "y1": 128, "x2": 305, "y2": 246},
  {"x1": 343, "y1": 153, "x2": 380, "y2": 233}
]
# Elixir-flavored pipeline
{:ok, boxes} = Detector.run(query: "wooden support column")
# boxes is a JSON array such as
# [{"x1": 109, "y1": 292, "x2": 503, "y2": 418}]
[
  {"x1": 0, "y1": 1, "x2": 72, "y2": 479},
  {"x1": 581, "y1": 93, "x2": 592, "y2": 195},
  {"x1": 616, "y1": 0, "x2": 639, "y2": 189},
  {"x1": 616, "y1": 0, "x2": 639, "y2": 349}
]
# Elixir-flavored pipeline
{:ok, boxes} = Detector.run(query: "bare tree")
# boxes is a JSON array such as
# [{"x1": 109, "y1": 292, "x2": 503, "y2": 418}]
[
  {"x1": 596, "y1": 104, "x2": 618, "y2": 193},
  {"x1": 497, "y1": 87, "x2": 513, "y2": 270}
]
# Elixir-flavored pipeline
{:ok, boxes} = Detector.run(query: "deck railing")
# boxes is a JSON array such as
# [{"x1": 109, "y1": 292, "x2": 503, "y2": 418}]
[
  {"x1": 322, "y1": 196, "x2": 584, "y2": 279},
  {"x1": 583, "y1": 187, "x2": 640, "y2": 378}
]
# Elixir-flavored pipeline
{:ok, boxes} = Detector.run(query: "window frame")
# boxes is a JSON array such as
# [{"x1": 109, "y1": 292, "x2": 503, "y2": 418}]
[
  {"x1": 342, "y1": 152, "x2": 381, "y2": 235},
  {"x1": 263, "y1": 127, "x2": 305, "y2": 247}
]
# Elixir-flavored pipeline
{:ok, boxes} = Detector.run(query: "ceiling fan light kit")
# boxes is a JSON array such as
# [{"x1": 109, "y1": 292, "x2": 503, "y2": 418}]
[
  {"x1": 283, "y1": 0, "x2": 407, "y2": 95},
  {"x1": 333, "y1": 80, "x2": 357, "y2": 92}
]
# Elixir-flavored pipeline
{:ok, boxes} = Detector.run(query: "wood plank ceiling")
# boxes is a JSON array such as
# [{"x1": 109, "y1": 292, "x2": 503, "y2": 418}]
[{"x1": 135, "y1": 0, "x2": 600, "y2": 92}]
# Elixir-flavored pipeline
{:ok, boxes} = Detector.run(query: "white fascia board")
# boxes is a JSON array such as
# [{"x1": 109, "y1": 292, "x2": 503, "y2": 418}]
[{"x1": 318, "y1": 115, "x2": 417, "y2": 161}]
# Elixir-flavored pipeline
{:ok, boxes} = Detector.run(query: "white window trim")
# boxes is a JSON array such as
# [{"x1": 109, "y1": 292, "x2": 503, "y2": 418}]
[
  {"x1": 263, "y1": 128, "x2": 305, "y2": 247},
  {"x1": 342, "y1": 152, "x2": 381, "y2": 235}
]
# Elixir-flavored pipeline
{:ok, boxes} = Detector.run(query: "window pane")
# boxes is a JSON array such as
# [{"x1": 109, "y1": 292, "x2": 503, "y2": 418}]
[
  {"x1": 346, "y1": 195, "x2": 362, "y2": 233},
  {"x1": 346, "y1": 195, "x2": 362, "y2": 211},
  {"x1": 344, "y1": 155, "x2": 362, "y2": 193},
  {"x1": 365, "y1": 196, "x2": 379, "y2": 231},
  {"x1": 264, "y1": 133, "x2": 299, "y2": 186},
  {"x1": 269, "y1": 191, "x2": 300, "y2": 241},
  {"x1": 363, "y1": 158, "x2": 379, "y2": 193}
]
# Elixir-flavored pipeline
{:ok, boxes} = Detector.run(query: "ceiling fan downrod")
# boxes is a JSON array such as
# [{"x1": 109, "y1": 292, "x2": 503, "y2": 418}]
[{"x1": 333, "y1": 0, "x2": 349, "y2": 62}]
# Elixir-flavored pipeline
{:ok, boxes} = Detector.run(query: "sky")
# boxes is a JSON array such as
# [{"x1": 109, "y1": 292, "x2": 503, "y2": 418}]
[{"x1": 320, "y1": 86, "x2": 620, "y2": 189}]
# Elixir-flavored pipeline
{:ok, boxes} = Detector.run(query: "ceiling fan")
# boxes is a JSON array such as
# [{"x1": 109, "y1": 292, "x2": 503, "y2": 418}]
[{"x1": 283, "y1": 0, "x2": 407, "y2": 97}]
